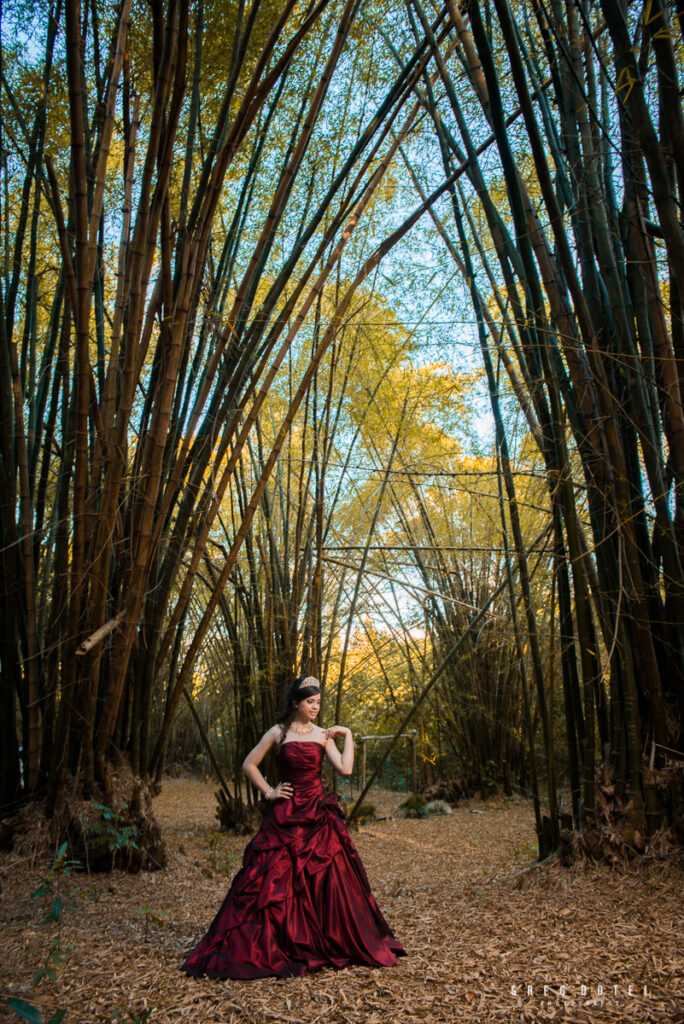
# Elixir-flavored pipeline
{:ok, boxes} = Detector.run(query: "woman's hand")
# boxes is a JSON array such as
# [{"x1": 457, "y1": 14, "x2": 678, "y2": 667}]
[
  {"x1": 323, "y1": 727, "x2": 354, "y2": 776},
  {"x1": 266, "y1": 782, "x2": 293, "y2": 801},
  {"x1": 323, "y1": 725, "x2": 350, "y2": 742}
]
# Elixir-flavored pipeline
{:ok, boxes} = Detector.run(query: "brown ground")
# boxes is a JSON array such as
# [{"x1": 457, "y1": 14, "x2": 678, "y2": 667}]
[{"x1": 1, "y1": 778, "x2": 683, "y2": 1024}]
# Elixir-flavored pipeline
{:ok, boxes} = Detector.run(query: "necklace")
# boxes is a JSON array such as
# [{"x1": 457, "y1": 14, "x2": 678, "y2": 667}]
[{"x1": 288, "y1": 720, "x2": 313, "y2": 736}]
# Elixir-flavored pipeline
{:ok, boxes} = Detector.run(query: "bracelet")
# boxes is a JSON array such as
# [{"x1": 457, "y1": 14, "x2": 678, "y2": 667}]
[{"x1": 265, "y1": 786, "x2": 274, "y2": 800}]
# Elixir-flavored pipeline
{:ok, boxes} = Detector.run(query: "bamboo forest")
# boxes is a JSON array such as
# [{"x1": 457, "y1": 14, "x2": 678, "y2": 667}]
[{"x1": 1, "y1": 0, "x2": 683, "y2": 1021}]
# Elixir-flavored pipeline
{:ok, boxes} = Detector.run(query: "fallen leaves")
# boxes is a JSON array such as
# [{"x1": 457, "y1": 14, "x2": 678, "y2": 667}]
[{"x1": 1, "y1": 779, "x2": 682, "y2": 1023}]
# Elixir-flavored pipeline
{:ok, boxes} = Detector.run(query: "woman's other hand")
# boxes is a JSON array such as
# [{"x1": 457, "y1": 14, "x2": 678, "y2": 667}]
[
  {"x1": 323, "y1": 725, "x2": 350, "y2": 742},
  {"x1": 267, "y1": 782, "x2": 293, "y2": 801},
  {"x1": 323, "y1": 727, "x2": 354, "y2": 776}
]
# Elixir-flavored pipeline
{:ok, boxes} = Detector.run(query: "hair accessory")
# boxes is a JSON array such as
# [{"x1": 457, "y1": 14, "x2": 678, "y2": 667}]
[{"x1": 294, "y1": 676, "x2": 320, "y2": 695}]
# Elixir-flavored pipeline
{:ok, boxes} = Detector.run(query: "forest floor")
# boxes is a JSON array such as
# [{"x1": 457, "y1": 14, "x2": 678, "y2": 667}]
[{"x1": 1, "y1": 778, "x2": 683, "y2": 1024}]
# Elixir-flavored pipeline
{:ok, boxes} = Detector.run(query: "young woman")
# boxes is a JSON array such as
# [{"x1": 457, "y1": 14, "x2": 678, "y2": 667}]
[{"x1": 181, "y1": 676, "x2": 404, "y2": 979}]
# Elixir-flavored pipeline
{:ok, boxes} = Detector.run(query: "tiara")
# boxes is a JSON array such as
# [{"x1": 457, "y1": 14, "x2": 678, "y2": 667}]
[{"x1": 296, "y1": 676, "x2": 320, "y2": 690}]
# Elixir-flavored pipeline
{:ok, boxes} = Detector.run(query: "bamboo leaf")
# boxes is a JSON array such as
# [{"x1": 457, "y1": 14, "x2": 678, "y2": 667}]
[
  {"x1": 31, "y1": 967, "x2": 56, "y2": 986},
  {"x1": 4, "y1": 998, "x2": 45, "y2": 1023}
]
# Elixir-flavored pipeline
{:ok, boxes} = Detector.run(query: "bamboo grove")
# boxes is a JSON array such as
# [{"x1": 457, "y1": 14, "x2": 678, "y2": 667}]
[{"x1": 1, "y1": 0, "x2": 682, "y2": 858}]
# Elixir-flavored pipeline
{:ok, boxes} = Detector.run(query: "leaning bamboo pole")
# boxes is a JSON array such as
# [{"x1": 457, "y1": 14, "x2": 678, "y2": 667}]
[{"x1": 333, "y1": 397, "x2": 410, "y2": 728}]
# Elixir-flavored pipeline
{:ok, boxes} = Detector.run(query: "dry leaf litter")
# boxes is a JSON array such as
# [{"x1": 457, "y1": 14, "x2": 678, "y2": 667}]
[{"x1": 1, "y1": 778, "x2": 683, "y2": 1024}]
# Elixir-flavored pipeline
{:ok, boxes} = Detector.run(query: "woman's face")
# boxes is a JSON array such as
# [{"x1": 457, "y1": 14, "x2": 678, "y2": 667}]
[{"x1": 296, "y1": 693, "x2": 320, "y2": 720}]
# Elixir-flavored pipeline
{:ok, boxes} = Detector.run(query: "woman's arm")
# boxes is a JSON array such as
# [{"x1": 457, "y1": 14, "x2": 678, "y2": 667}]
[
  {"x1": 323, "y1": 726, "x2": 354, "y2": 776},
  {"x1": 242, "y1": 726, "x2": 292, "y2": 800}
]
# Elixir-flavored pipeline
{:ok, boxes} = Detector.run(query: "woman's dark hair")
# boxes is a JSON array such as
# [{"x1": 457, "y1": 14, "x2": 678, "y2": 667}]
[{"x1": 277, "y1": 675, "x2": 321, "y2": 744}]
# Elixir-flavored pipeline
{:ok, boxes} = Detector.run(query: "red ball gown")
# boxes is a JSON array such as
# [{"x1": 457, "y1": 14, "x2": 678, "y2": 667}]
[{"x1": 181, "y1": 740, "x2": 404, "y2": 979}]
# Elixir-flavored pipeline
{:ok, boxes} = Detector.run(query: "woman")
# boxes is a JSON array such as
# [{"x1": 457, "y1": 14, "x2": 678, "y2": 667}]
[{"x1": 181, "y1": 676, "x2": 404, "y2": 979}]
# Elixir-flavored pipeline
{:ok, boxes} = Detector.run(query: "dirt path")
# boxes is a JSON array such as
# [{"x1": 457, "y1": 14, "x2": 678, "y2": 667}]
[{"x1": 2, "y1": 778, "x2": 682, "y2": 1023}]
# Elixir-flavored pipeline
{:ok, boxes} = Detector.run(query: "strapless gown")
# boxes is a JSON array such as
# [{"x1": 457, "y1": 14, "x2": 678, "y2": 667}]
[{"x1": 181, "y1": 741, "x2": 404, "y2": 978}]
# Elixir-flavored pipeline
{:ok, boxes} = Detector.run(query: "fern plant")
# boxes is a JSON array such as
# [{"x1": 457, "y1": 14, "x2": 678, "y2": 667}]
[{"x1": 89, "y1": 802, "x2": 139, "y2": 869}]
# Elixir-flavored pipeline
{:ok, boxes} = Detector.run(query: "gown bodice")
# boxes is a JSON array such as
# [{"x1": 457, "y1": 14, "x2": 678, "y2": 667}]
[{"x1": 277, "y1": 741, "x2": 325, "y2": 794}]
